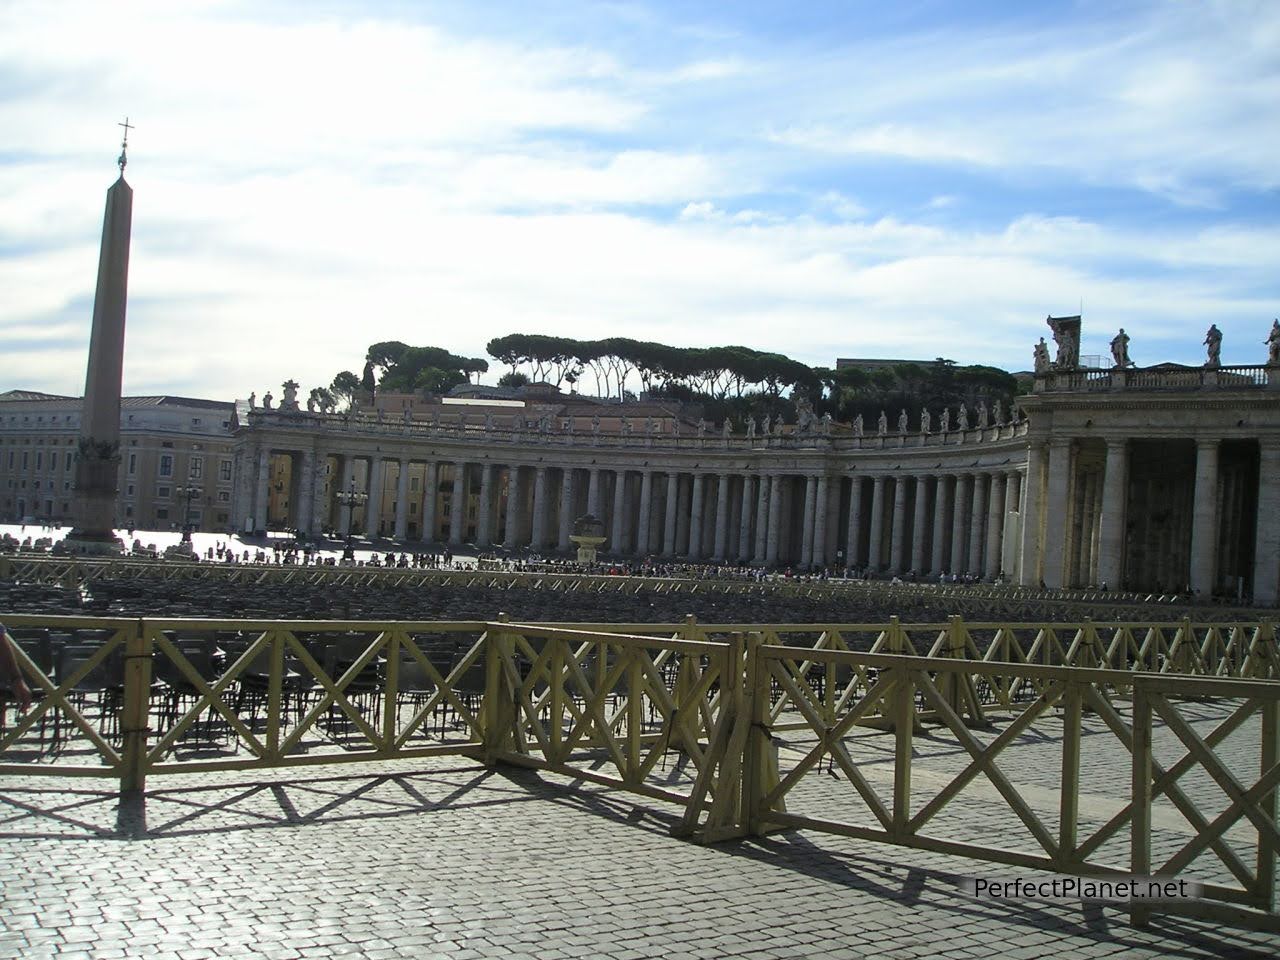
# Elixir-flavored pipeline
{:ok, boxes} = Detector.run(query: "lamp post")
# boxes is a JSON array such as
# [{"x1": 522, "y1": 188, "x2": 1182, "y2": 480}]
[
  {"x1": 335, "y1": 477, "x2": 368, "y2": 561},
  {"x1": 175, "y1": 484, "x2": 200, "y2": 544}
]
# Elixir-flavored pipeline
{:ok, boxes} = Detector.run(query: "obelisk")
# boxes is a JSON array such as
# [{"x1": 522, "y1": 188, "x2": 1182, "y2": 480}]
[{"x1": 64, "y1": 121, "x2": 134, "y2": 554}]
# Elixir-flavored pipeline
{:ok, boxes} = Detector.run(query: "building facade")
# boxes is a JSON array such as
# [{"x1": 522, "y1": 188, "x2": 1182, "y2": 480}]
[
  {"x1": 233, "y1": 353, "x2": 1280, "y2": 605},
  {"x1": 0, "y1": 390, "x2": 237, "y2": 532}
]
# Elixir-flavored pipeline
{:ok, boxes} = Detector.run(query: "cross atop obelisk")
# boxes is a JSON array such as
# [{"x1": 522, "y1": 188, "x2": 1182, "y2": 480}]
[
  {"x1": 63, "y1": 122, "x2": 135, "y2": 554},
  {"x1": 117, "y1": 117, "x2": 134, "y2": 173}
]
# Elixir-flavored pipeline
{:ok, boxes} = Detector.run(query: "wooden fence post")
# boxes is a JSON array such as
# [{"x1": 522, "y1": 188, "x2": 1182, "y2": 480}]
[
  {"x1": 1130, "y1": 678, "x2": 1153, "y2": 928},
  {"x1": 482, "y1": 613, "x2": 516, "y2": 766},
  {"x1": 119, "y1": 619, "x2": 153, "y2": 795},
  {"x1": 742, "y1": 631, "x2": 783, "y2": 835}
]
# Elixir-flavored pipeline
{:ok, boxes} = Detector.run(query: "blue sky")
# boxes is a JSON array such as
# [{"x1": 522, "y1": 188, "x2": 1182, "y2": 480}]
[{"x1": 1, "y1": 0, "x2": 1277, "y2": 398}]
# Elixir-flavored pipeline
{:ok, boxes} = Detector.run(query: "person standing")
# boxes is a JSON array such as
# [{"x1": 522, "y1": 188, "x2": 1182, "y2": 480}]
[{"x1": 0, "y1": 623, "x2": 33, "y2": 712}]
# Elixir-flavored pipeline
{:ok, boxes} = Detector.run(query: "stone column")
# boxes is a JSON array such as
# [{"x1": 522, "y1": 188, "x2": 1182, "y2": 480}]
[
  {"x1": 476, "y1": 463, "x2": 496, "y2": 546},
  {"x1": 968, "y1": 473, "x2": 988, "y2": 576},
  {"x1": 1097, "y1": 441, "x2": 1128, "y2": 589},
  {"x1": 587, "y1": 468, "x2": 602, "y2": 517},
  {"x1": 449, "y1": 463, "x2": 466, "y2": 545},
  {"x1": 845, "y1": 477, "x2": 863, "y2": 569},
  {"x1": 531, "y1": 466, "x2": 550, "y2": 549},
  {"x1": 393, "y1": 458, "x2": 410, "y2": 541},
  {"x1": 811, "y1": 475, "x2": 830, "y2": 568},
  {"x1": 886, "y1": 477, "x2": 908, "y2": 573},
  {"x1": 1002, "y1": 470, "x2": 1021, "y2": 578},
  {"x1": 867, "y1": 475, "x2": 886, "y2": 571},
  {"x1": 1019, "y1": 443, "x2": 1047, "y2": 585},
  {"x1": 253, "y1": 448, "x2": 271, "y2": 533},
  {"x1": 503, "y1": 466, "x2": 523, "y2": 549},
  {"x1": 765, "y1": 475, "x2": 783, "y2": 565},
  {"x1": 1189, "y1": 439, "x2": 1220, "y2": 596},
  {"x1": 984, "y1": 473, "x2": 1006, "y2": 579},
  {"x1": 1253, "y1": 441, "x2": 1280, "y2": 605},
  {"x1": 688, "y1": 473, "x2": 706, "y2": 559},
  {"x1": 558, "y1": 468, "x2": 575, "y2": 551},
  {"x1": 309, "y1": 453, "x2": 328, "y2": 537},
  {"x1": 337, "y1": 458, "x2": 356, "y2": 538},
  {"x1": 713, "y1": 474, "x2": 732, "y2": 560},
  {"x1": 296, "y1": 449, "x2": 316, "y2": 537},
  {"x1": 910, "y1": 475, "x2": 929, "y2": 574},
  {"x1": 365, "y1": 456, "x2": 384, "y2": 538},
  {"x1": 611, "y1": 469, "x2": 628, "y2": 553},
  {"x1": 663, "y1": 473, "x2": 680, "y2": 557},
  {"x1": 636, "y1": 470, "x2": 654, "y2": 556},
  {"x1": 950, "y1": 474, "x2": 970, "y2": 575},
  {"x1": 420, "y1": 461, "x2": 439, "y2": 543},
  {"x1": 754, "y1": 475, "x2": 770, "y2": 563},
  {"x1": 799, "y1": 475, "x2": 818, "y2": 569},
  {"x1": 930, "y1": 476, "x2": 949, "y2": 576},
  {"x1": 1040, "y1": 440, "x2": 1073, "y2": 588},
  {"x1": 737, "y1": 475, "x2": 755, "y2": 562}
]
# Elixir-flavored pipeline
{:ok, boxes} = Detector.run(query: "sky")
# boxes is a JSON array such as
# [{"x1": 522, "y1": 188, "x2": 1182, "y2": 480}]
[{"x1": 1, "y1": 0, "x2": 1278, "y2": 400}]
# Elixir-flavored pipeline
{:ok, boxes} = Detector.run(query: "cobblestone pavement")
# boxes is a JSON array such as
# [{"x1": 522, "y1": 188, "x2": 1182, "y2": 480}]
[{"x1": 3, "y1": 752, "x2": 1277, "y2": 960}]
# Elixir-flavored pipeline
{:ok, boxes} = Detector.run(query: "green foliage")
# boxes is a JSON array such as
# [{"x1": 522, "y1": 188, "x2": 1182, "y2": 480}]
[{"x1": 498, "y1": 371, "x2": 531, "y2": 388}]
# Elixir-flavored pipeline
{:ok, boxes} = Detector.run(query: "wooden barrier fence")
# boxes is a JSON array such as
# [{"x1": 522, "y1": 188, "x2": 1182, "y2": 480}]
[{"x1": 2, "y1": 614, "x2": 1277, "y2": 929}]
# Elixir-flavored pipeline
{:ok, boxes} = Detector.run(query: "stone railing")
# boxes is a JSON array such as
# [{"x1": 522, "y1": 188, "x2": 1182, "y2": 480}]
[
  {"x1": 243, "y1": 410, "x2": 1029, "y2": 453},
  {"x1": 1036, "y1": 363, "x2": 1275, "y2": 394}
]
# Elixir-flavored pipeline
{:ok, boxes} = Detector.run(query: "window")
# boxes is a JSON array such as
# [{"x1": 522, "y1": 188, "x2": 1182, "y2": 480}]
[
  {"x1": 21, "y1": 452, "x2": 28, "y2": 469},
  {"x1": 161, "y1": 441, "x2": 173, "y2": 448},
  {"x1": 128, "y1": 453, "x2": 137, "y2": 475},
  {"x1": 189, "y1": 456, "x2": 203, "y2": 480},
  {"x1": 219, "y1": 459, "x2": 233, "y2": 482},
  {"x1": 35, "y1": 452, "x2": 42, "y2": 470},
  {"x1": 125, "y1": 505, "x2": 134, "y2": 517},
  {"x1": 410, "y1": 476, "x2": 420, "y2": 492},
  {"x1": 159, "y1": 454, "x2": 173, "y2": 477},
  {"x1": 156, "y1": 508, "x2": 168, "y2": 520},
  {"x1": 49, "y1": 452, "x2": 57, "y2": 471},
  {"x1": 217, "y1": 491, "x2": 230, "y2": 503},
  {"x1": 191, "y1": 418, "x2": 202, "y2": 426},
  {"x1": 157, "y1": 486, "x2": 170, "y2": 499},
  {"x1": 126, "y1": 484, "x2": 135, "y2": 496}
]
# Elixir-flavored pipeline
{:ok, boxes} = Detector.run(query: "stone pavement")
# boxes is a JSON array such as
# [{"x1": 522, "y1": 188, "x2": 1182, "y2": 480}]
[{"x1": 2, "y1": 756, "x2": 1276, "y2": 960}]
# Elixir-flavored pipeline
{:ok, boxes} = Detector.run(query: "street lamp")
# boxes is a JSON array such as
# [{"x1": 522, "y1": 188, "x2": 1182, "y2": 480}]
[
  {"x1": 175, "y1": 484, "x2": 200, "y2": 544},
  {"x1": 335, "y1": 477, "x2": 368, "y2": 560}
]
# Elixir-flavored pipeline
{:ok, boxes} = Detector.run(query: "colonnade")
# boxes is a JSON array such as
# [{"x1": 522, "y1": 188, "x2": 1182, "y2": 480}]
[{"x1": 240, "y1": 449, "x2": 1026, "y2": 576}]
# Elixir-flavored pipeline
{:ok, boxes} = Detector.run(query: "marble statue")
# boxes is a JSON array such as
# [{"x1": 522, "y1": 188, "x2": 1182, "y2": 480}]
[
  {"x1": 920, "y1": 408, "x2": 931, "y2": 434},
  {"x1": 794, "y1": 396, "x2": 817, "y2": 433},
  {"x1": 1268, "y1": 320, "x2": 1280, "y2": 365},
  {"x1": 377, "y1": 407, "x2": 386, "y2": 423},
  {"x1": 852, "y1": 414, "x2": 863, "y2": 437},
  {"x1": 697, "y1": 418, "x2": 707, "y2": 438},
  {"x1": 957, "y1": 403, "x2": 968, "y2": 431},
  {"x1": 402, "y1": 408, "x2": 411, "y2": 424},
  {"x1": 281, "y1": 379, "x2": 300, "y2": 411},
  {"x1": 248, "y1": 392, "x2": 256, "y2": 410},
  {"x1": 993, "y1": 399, "x2": 1004, "y2": 426},
  {"x1": 897, "y1": 409, "x2": 908, "y2": 434},
  {"x1": 761, "y1": 415, "x2": 772, "y2": 437},
  {"x1": 591, "y1": 414, "x2": 601, "y2": 435},
  {"x1": 306, "y1": 396, "x2": 316, "y2": 413},
  {"x1": 566, "y1": 415, "x2": 575, "y2": 434},
  {"x1": 262, "y1": 391, "x2": 273, "y2": 410},
  {"x1": 877, "y1": 410, "x2": 888, "y2": 436},
  {"x1": 1033, "y1": 338, "x2": 1051, "y2": 374},
  {"x1": 940, "y1": 408, "x2": 950, "y2": 433},
  {"x1": 746, "y1": 416, "x2": 756, "y2": 440},
  {"x1": 1110, "y1": 328, "x2": 1131, "y2": 368},
  {"x1": 646, "y1": 416, "x2": 656, "y2": 435},
  {"x1": 1055, "y1": 328, "x2": 1077, "y2": 368},
  {"x1": 976, "y1": 400, "x2": 988, "y2": 429},
  {"x1": 821, "y1": 412, "x2": 832, "y2": 435},
  {"x1": 622, "y1": 417, "x2": 633, "y2": 436},
  {"x1": 1204, "y1": 324, "x2": 1222, "y2": 368},
  {"x1": 722, "y1": 418, "x2": 732, "y2": 439}
]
